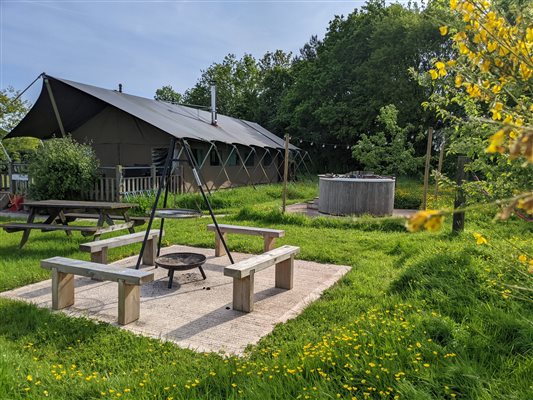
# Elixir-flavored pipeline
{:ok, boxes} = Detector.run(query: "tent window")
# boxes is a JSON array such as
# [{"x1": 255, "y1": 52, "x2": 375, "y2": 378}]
[
  {"x1": 244, "y1": 151, "x2": 255, "y2": 167},
  {"x1": 263, "y1": 152, "x2": 272, "y2": 167},
  {"x1": 210, "y1": 149, "x2": 220, "y2": 166},
  {"x1": 151, "y1": 148, "x2": 168, "y2": 168},
  {"x1": 228, "y1": 152, "x2": 239, "y2": 166},
  {"x1": 191, "y1": 148, "x2": 205, "y2": 166}
]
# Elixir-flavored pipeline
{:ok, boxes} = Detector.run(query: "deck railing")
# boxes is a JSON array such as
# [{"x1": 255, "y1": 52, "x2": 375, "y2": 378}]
[{"x1": 0, "y1": 163, "x2": 183, "y2": 202}]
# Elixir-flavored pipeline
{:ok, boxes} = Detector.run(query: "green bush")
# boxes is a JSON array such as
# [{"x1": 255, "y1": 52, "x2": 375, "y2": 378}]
[
  {"x1": 28, "y1": 136, "x2": 99, "y2": 200},
  {"x1": 394, "y1": 189, "x2": 422, "y2": 209}
]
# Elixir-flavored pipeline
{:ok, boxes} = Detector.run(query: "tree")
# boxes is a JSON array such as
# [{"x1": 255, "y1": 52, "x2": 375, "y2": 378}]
[
  {"x1": 352, "y1": 105, "x2": 422, "y2": 175},
  {"x1": 419, "y1": 0, "x2": 532, "y2": 215},
  {"x1": 154, "y1": 85, "x2": 182, "y2": 104},
  {"x1": 276, "y1": 0, "x2": 452, "y2": 172},
  {"x1": 0, "y1": 87, "x2": 39, "y2": 163},
  {"x1": 182, "y1": 54, "x2": 261, "y2": 120}
]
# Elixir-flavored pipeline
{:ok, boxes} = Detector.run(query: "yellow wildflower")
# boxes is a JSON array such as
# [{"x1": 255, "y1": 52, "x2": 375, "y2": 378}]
[
  {"x1": 466, "y1": 83, "x2": 481, "y2": 98},
  {"x1": 473, "y1": 233, "x2": 488, "y2": 245},
  {"x1": 491, "y1": 84, "x2": 502, "y2": 94},
  {"x1": 406, "y1": 210, "x2": 443, "y2": 232},
  {"x1": 440, "y1": 26, "x2": 448, "y2": 36},
  {"x1": 455, "y1": 75, "x2": 463, "y2": 88},
  {"x1": 429, "y1": 69, "x2": 439, "y2": 80},
  {"x1": 491, "y1": 102, "x2": 504, "y2": 120},
  {"x1": 519, "y1": 63, "x2": 532, "y2": 80},
  {"x1": 480, "y1": 59, "x2": 491, "y2": 73}
]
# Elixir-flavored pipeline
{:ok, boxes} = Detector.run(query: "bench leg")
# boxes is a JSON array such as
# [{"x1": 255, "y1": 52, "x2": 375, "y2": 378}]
[
  {"x1": 275, "y1": 257, "x2": 294, "y2": 290},
  {"x1": 264, "y1": 236, "x2": 276, "y2": 252},
  {"x1": 118, "y1": 280, "x2": 140, "y2": 325},
  {"x1": 91, "y1": 248, "x2": 108, "y2": 264},
  {"x1": 51, "y1": 268, "x2": 75, "y2": 310},
  {"x1": 232, "y1": 272, "x2": 254, "y2": 312},
  {"x1": 142, "y1": 237, "x2": 157, "y2": 265},
  {"x1": 215, "y1": 232, "x2": 227, "y2": 257}
]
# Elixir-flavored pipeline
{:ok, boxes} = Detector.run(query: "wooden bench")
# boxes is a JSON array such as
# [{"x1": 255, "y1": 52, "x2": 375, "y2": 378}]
[
  {"x1": 1, "y1": 222, "x2": 98, "y2": 234},
  {"x1": 224, "y1": 245, "x2": 300, "y2": 312},
  {"x1": 80, "y1": 230, "x2": 162, "y2": 265},
  {"x1": 63, "y1": 213, "x2": 148, "y2": 227},
  {"x1": 207, "y1": 224, "x2": 285, "y2": 256},
  {"x1": 41, "y1": 257, "x2": 154, "y2": 325}
]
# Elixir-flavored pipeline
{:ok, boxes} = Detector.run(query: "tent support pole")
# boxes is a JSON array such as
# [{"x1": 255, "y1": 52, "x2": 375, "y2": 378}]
[
  {"x1": 0, "y1": 141, "x2": 11, "y2": 163},
  {"x1": 183, "y1": 140, "x2": 212, "y2": 196},
  {"x1": 136, "y1": 138, "x2": 176, "y2": 269},
  {"x1": 264, "y1": 149, "x2": 276, "y2": 183},
  {"x1": 44, "y1": 77, "x2": 66, "y2": 137},
  {"x1": 302, "y1": 151, "x2": 313, "y2": 175},
  {"x1": 250, "y1": 148, "x2": 269, "y2": 184},
  {"x1": 181, "y1": 139, "x2": 234, "y2": 264},
  {"x1": 293, "y1": 151, "x2": 307, "y2": 178},
  {"x1": 233, "y1": 145, "x2": 255, "y2": 188},
  {"x1": 208, "y1": 143, "x2": 232, "y2": 191},
  {"x1": 275, "y1": 149, "x2": 285, "y2": 182}
]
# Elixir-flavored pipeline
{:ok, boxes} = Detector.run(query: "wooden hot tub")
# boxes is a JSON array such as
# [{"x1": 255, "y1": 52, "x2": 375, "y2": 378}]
[{"x1": 318, "y1": 175, "x2": 395, "y2": 216}]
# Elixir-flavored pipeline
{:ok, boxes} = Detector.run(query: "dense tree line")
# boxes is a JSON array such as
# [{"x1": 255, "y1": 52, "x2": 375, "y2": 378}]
[{"x1": 155, "y1": 0, "x2": 452, "y2": 173}]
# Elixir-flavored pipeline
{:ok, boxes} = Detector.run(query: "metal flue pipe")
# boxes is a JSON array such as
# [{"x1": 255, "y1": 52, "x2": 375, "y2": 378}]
[{"x1": 210, "y1": 83, "x2": 217, "y2": 126}]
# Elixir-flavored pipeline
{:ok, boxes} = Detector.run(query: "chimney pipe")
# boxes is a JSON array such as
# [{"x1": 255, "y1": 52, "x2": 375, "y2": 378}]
[
  {"x1": 118, "y1": 83, "x2": 123, "y2": 93},
  {"x1": 210, "y1": 83, "x2": 217, "y2": 126}
]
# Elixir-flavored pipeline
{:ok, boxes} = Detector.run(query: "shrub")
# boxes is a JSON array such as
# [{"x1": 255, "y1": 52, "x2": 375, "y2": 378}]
[{"x1": 28, "y1": 136, "x2": 99, "y2": 200}]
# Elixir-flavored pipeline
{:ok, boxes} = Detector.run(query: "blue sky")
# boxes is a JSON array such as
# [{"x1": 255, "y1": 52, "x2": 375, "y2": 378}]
[{"x1": 2, "y1": 1, "x2": 392, "y2": 103}]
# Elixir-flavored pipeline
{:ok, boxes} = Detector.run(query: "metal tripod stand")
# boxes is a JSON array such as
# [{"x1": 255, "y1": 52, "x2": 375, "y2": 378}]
[{"x1": 135, "y1": 138, "x2": 234, "y2": 269}]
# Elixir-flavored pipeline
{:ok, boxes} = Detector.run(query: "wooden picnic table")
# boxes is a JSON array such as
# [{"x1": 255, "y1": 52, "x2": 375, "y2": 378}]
[{"x1": 0, "y1": 200, "x2": 138, "y2": 248}]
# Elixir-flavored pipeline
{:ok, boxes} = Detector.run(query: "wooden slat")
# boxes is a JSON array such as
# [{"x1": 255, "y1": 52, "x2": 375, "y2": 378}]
[
  {"x1": 80, "y1": 229, "x2": 162, "y2": 252},
  {"x1": 224, "y1": 245, "x2": 300, "y2": 279},
  {"x1": 94, "y1": 221, "x2": 134, "y2": 235},
  {"x1": 23, "y1": 200, "x2": 135, "y2": 209},
  {"x1": 64, "y1": 213, "x2": 147, "y2": 225},
  {"x1": 41, "y1": 257, "x2": 154, "y2": 285},
  {"x1": 207, "y1": 224, "x2": 285, "y2": 238},
  {"x1": 1, "y1": 222, "x2": 98, "y2": 233}
]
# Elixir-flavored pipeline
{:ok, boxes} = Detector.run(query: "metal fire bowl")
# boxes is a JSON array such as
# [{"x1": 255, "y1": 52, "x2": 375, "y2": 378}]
[
  {"x1": 155, "y1": 252, "x2": 207, "y2": 271},
  {"x1": 153, "y1": 208, "x2": 202, "y2": 219}
]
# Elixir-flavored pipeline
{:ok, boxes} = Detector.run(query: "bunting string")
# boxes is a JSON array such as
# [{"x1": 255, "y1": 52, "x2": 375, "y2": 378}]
[{"x1": 295, "y1": 138, "x2": 352, "y2": 150}]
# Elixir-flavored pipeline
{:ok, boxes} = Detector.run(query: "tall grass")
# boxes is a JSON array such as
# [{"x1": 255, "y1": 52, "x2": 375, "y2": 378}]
[{"x1": 0, "y1": 180, "x2": 531, "y2": 399}]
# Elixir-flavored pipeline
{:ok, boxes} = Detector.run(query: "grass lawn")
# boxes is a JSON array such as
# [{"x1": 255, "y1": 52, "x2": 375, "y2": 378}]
[{"x1": 0, "y1": 180, "x2": 531, "y2": 399}]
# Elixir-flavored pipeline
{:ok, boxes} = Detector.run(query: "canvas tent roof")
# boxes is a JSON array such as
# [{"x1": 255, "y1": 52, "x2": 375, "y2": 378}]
[{"x1": 6, "y1": 75, "x2": 297, "y2": 150}]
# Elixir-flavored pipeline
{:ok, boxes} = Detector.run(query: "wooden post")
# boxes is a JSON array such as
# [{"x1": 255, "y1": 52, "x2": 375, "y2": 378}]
[
  {"x1": 434, "y1": 134, "x2": 446, "y2": 198},
  {"x1": 422, "y1": 127, "x2": 433, "y2": 210},
  {"x1": 118, "y1": 280, "x2": 140, "y2": 325},
  {"x1": 275, "y1": 257, "x2": 294, "y2": 290},
  {"x1": 142, "y1": 237, "x2": 157, "y2": 265},
  {"x1": 51, "y1": 268, "x2": 74, "y2": 310},
  {"x1": 150, "y1": 164, "x2": 157, "y2": 191},
  {"x1": 115, "y1": 165, "x2": 123, "y2": 202},
  {"x1": 8, "y1": 162, "x2": 13, "y2": 194},
  {"x1": 452, "y1": 156, "x2": 468, "y2": 233},
  {"x1": 232, "y1": 272, "x2": 254, "y2": 312},
  {"x1": 282, "y1": 134, "x2": 290, "y2": 213},
  {"x1": 214, "y1": 231, "x2": 228, "y2": 257}
]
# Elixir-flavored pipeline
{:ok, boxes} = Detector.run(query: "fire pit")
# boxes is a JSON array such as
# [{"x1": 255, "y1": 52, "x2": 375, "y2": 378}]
[{"x1": 155, "y1": 252, "x2": 207, "y2": 289}]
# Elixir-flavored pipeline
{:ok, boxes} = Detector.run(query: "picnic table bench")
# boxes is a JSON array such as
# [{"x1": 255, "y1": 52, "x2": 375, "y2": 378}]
[
  {"x1": 0, "y1": 200, "x2": 137, "y2": 248},
  {"x1": 41, "y1": 256, "x2": 154, "y2": 325},
  {"x1": 63, "y1": 212, "x2": 148, "y2": 227},
  {"x1": 207, "y1": 224, "x2": 285, "y2": 257},
  {"x1": 224, "y1": 245, "x2": 300, "y2": 312}
]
